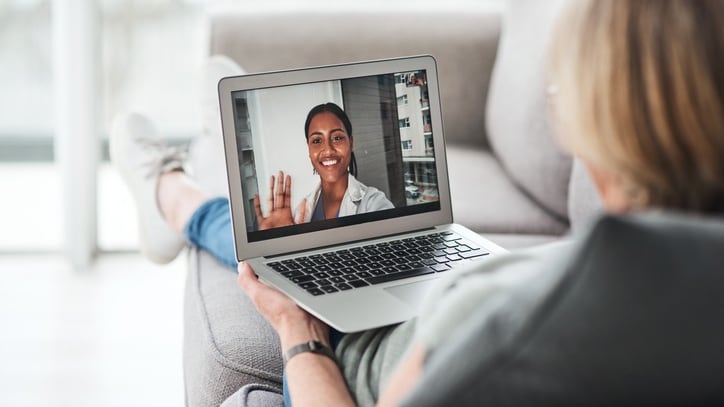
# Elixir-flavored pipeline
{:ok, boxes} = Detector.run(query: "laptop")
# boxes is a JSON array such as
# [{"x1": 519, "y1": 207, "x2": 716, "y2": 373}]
[{"x1": 219, "y1": 55, "x2": 505, "y2": 332}]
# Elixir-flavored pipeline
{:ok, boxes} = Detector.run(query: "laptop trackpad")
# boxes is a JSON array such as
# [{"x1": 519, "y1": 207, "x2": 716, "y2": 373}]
[{"x1": 384, "y1": 279, "x2": 437, "y2": 310}]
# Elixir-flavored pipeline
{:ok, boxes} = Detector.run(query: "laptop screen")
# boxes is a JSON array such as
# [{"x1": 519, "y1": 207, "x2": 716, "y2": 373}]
[{"x1": 231, "y1": 70, "x2": 441, "y2": 243}]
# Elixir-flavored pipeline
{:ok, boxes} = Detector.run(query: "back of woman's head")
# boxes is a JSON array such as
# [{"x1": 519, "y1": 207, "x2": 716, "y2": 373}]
[{"x1": 550, "y1": 0, "x2": 724, "y2": 214}]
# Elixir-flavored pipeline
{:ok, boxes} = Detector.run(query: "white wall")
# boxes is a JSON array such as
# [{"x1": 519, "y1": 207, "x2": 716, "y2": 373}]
[{"x1": 248, "y1": 81, "x2": 343, "y2": 214}]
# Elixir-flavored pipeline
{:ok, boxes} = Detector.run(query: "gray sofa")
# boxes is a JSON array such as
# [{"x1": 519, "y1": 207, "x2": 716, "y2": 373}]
[{"x1": 184, "y1": 1, "x2": 602, "y2": 405}]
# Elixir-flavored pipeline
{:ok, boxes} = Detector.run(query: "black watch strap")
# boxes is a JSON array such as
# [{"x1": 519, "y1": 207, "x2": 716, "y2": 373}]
[{"x1": 283, "y1": 341, "x2": 337, "y2": 365}]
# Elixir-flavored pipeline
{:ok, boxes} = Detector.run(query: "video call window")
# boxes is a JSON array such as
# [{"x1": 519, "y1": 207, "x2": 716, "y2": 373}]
[{"x1": 232, "y1": 71, "x2": 440, "y2": 242}]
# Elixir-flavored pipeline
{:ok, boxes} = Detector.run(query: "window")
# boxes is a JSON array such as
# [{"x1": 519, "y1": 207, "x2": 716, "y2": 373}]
[
  {"x1": 397, "y1": 95, "x2": 408, "y2": 105},
  {"x1": 398, "y1": 117, "x2": 410, "y2": 128},
  {"x1": 401, "y1": 140, "x2": 413, "y2": 150},
  {"x1": 0, "y1": 0, "x2": 61, "y2": 251}
]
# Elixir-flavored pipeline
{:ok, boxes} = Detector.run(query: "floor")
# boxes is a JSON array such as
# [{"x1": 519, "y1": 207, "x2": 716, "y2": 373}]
[{"x1": 0, "y1": 253, "x2": 186, "y2": 406}]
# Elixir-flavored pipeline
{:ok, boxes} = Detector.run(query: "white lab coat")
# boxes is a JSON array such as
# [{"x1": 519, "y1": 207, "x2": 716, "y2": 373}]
[{"x1": 294, "y1": 173, "x2": 394, "y2": 222}]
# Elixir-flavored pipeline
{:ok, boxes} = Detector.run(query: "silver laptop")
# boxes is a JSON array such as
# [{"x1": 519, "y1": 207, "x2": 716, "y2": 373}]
[{"x1": 219, "y1": 55, "x2": 505, "y2": 332}]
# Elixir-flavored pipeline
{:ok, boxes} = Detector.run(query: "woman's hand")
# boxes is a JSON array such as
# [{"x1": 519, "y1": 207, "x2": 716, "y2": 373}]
[
  {"x1": 253, "y1": 171, "x2": 307, "y2": 230},
  {"x1": 237, "y1": 262, "x2": 329, "y2": 348}
]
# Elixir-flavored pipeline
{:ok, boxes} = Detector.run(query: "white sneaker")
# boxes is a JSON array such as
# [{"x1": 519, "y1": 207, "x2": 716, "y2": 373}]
[{"x1": 110, "y1": 112, "x2": 186, "y2": 264}]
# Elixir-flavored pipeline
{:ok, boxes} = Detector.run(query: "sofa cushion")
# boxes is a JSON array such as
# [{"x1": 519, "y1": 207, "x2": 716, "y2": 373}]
[
  {"x1": 401, "y1": 212, "x2": 724, "y2": 406},
  {"x1": 208, "y1": 7, "x2": 501, "y2": 147},
  {"x1": 220, "y1": 384, "x2": 283, "y2": 407},
  {"x1": 184, "y1": 249, "x2": 283, "y2": 407},
  {"x1": 567, "y1": 158, "x2": 603, "y2": 231},
  {"x1": 447, "y1": 144, "x2": 568, "y2": 235},
  {"x1": 486, "y1": 0, "x2": 572, "y2": 220}
]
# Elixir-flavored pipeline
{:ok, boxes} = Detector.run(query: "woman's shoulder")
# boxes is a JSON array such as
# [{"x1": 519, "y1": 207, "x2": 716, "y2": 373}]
[{"x1": 348, "y1": 174, "x2": 394, "y2": 210}]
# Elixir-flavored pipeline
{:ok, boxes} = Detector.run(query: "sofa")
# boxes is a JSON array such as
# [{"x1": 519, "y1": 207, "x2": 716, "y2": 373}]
[{"x1": 183, "y1": 1, "x2": 604, "y2": 405}]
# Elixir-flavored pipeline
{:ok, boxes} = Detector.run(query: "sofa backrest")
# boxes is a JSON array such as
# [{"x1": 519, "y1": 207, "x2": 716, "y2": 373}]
[
  {"x1": 207, "y1": 6, "x2": 501, "y2": 147},
  {"x1": 485, "y1": 0, "x2": 573, "y2": 222},
  {"x1": 402, "y1": 212, "x2": 724, "y2": 406}
]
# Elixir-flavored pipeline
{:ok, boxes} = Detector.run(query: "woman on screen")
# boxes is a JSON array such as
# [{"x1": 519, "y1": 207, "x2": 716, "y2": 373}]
[{"x1": 253, "y1": 103, "x2": 394, "y2": 230}]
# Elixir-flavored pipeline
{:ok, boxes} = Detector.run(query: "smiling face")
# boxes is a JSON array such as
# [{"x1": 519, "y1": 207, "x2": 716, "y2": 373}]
[{"x1": 307, "y1": 111, "x2": 353, "y2": 185}]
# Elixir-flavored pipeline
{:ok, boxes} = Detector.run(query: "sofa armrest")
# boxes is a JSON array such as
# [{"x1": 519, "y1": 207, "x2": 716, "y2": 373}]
[{"x1": 207, "y1": 6, "x2": 502, "y2": 147}]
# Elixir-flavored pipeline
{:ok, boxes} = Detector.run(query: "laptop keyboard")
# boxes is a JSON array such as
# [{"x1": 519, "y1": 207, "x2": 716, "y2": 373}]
[{"x1": 266, "y1": 231, "x2": 490, "y2": 296}]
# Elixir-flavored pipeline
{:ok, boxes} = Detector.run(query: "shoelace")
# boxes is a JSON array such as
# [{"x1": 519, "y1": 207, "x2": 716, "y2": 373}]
[{"x1": 136, "y1": 137, "x2": 187, "y2": 179}]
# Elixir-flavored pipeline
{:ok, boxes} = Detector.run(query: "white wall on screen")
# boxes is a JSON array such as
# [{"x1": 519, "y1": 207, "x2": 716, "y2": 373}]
[{"x1": 248, "y1": 81, "x2": 343, "y2": 216}]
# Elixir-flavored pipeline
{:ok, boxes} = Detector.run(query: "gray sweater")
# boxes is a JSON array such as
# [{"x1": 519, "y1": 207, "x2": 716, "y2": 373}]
[{"x1": 335, "y1": 241, "x2": 574, "y2": 406}]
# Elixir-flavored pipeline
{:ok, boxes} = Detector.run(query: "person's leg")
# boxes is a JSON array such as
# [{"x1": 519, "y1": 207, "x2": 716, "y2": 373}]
[
  {"x1": 111, "y1": 112, "x2": 239, "y2": 268},
  {"x1": 157, "y1": 170, "x2": 238, "y2": 269}
]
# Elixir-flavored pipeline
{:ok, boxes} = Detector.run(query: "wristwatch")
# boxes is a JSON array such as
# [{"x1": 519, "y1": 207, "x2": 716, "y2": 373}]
[{"x1": 283, "y1": 340, "x2": 337, "y2": 365}]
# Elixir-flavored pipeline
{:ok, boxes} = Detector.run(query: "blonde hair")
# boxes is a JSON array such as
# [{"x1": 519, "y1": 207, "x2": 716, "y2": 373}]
[{"x1": 549, "y1": 0, "x2": 724, "y2": 213}]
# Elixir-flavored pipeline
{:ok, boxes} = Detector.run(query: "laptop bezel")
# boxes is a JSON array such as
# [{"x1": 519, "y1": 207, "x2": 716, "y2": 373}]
[{"x1": 218, "y1": 55, "x2": 452, "y2": 261}]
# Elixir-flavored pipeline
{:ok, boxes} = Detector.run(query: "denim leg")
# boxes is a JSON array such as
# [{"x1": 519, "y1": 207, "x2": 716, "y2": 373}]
[
  {"x1": 283, "y1": 371, "x2": 292, "y2": 407},
  {"x1": 183, "y1": 197, "x2": 237, "y2": 269}
]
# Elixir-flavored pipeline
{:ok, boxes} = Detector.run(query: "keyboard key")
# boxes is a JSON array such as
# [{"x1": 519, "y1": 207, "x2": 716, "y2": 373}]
[
  {"x1": 314, "y1": 265, "x2": 331, "y2": 273},
  {"x1": 336, "y1": 283, "x2": 353, "y2": 291},
  {"x1": 367, "y1": 267, "x2": 434, "y2": 285},
  {"x1": 299, "y1": 281, "x2": 318, "y2": 290},
  {"x1": 456, "y1": 246, "x2": 471, "y2": 252},
  {"x1": 431, "y1": 263, "x2": 450, "y2": 272},
  {"x1": 341, "y1": 267, "x2": 356, "y2": 274},
  {"x1": 353, "y1": 264, "x2": 370, "y2": 272},
  {"x1": 442, "y1": 234, "x2": 462, "y2": 241},
  {"x1": 356, "y1": 271, "x2": 373, "y2": 279},
  {"x1": 444, "y1": 241, "x2": 459, "y2": 248},
  {"x1": 422, "y1": 259, "x2": 438, "y2": 266},
  {"x1": 316, "y1": 278, "x2": 331, "y2": 286},
  {"x1": 434, "y1": 256, "x2": 449, "y2": 263},
  {"x1": 327, "y1": 269, "x2": 343, "y2": 277},
  {"x1": 370, "y1": 268, "x2": 386, "y2": 276},
  {"x1": 269, "y1": 263, "x2": 289, "y2": 272},
  {"x1": 320, "y1": 285, "x2": 338, "y2": 294},
  {"x1": 444, "y1": 248, "x2": 458, "y2": 255},
  {"x1": 348, "y1": 279, "x2": 370, "y2": 288},
  {"x1": 282, "y1": 270, "x2": 304, "y2": 279},
  {"x1": 329, "y1": 276, "x2": 345, "y2": 284},
  {"x1": 291, "y1": 275, "x2": 314, "y2": 284},
  {"x1": 447, "y1": 254, "x2": 462, "y2": 262},
  {"x1": 307, "y1": 288, "x2": 325, "y2": 296},
  {"x1": 460, "y1": 251, "x2": 490, "y2": 259},
  {"x1": 313, "y1": 272, "x2": 330, "y2": 279}
]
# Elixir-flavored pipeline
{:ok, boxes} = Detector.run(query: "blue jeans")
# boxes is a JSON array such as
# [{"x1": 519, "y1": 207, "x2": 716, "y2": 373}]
[
  {"x1": 183, "y1": 197, "x2": 345, "y2": 407},
  {"x1": 183, "y1": 197, "x2": 238, "y2": 269}
]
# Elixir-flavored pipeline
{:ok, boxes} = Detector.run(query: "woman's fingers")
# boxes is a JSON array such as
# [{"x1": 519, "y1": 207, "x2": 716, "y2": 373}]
[
  {"x1": 275, "y1": 170, "x2": 285, "y2": 209},
  {"x1": 267, "y1": 175, "x2": 275, "y2": 211},
  {"x1": 283, "y1": 175, "x2": 292, "y2": 208},
  {"x1": 295, "y1": 198, "x2": 307, "y2": 224},
  {"x1": 253, "y1": 194, "x2": 264, "y2": 221}
]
